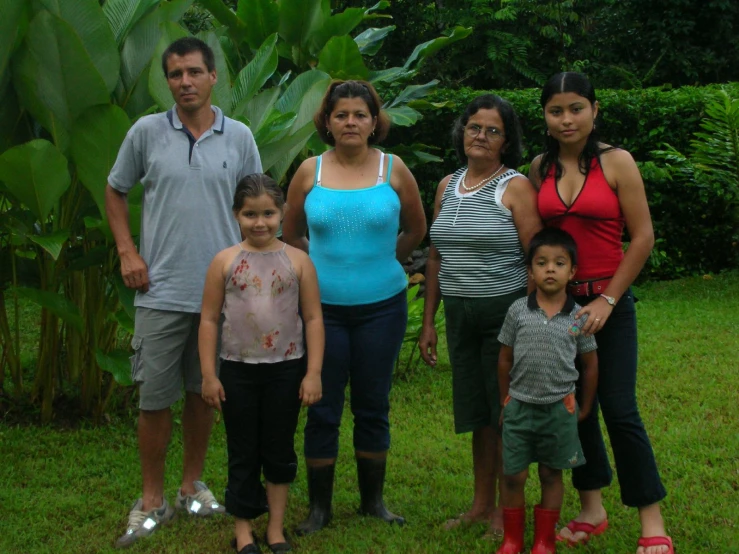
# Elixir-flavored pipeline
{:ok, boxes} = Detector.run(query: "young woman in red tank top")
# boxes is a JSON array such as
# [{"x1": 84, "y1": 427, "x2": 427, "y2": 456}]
[{"x1": 528, "y1": 73, "x2": 673, "y2": 554}]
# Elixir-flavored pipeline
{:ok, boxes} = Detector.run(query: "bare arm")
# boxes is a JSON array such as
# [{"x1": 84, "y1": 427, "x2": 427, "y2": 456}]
[
  {"x1": 418, "y1": 174, "x2": 451, "y2": 367},
  {"x1": 282, "y1": 159, "x2": 315, "y2": 253},
  {"x1": 105, "y1": 184, "x2": 149, "y2": 292},
  {"x1": 198, "y1": 250, "x2": 231, "y2": 411},
  {"x1": 391, "y1": 155, "x2": 427, "y2": 262},
  {"x1": 497, "y1": 344, "x2": 514, "y2": 424},
  {"x1": 577, "y1": 350, "x2": 598, "y2": 421},
  {"x1": 528, "y1": 154, "x2": 544, "y2": 190},
  {"x1": 295, "y1": 250, "x2": 324, "y2": 406},
  {"x1": 502, "y1": 175, "x2": 543, "y2": 255},
  {"x1": 577, "y1": 149, "x2": 655, "y2": 335}
]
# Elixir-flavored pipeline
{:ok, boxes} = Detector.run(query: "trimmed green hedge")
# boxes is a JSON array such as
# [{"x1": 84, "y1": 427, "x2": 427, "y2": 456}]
[{"x1": 387, "y1": 83, "x2": 739, "y2": 280}]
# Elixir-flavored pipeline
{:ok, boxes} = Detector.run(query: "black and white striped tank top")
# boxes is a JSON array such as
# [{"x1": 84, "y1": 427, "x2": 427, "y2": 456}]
[{"x1": 429, "y1": 168, "x2": 528, "y2": 297}]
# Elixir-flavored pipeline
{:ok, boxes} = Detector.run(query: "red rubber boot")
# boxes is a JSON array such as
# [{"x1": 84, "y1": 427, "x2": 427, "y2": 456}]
[
  {"x1": 530, "y1": 505, "x2": 560, "y2": 554},
  {"x1": 496, "y1": 507, "x2": 526, "y2": 554}
]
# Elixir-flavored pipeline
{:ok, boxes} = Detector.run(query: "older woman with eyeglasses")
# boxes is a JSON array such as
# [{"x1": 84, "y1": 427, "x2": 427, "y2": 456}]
[{"x1": 419, "y1": 94, "x2": 541, "y2": 536}]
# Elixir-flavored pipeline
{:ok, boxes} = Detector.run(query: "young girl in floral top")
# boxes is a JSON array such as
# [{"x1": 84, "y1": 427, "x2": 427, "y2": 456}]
[{"x1": 199, "y1": 174, "x2": 324, "y2": 554}]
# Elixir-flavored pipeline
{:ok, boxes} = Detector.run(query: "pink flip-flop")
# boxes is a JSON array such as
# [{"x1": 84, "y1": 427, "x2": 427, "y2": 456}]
[
  {"x1": 637, "y1": 535, "x2": 675, "y2": 554},
  {"x1": 556, "y1": 518, "x2": 609, "y2": 545}
]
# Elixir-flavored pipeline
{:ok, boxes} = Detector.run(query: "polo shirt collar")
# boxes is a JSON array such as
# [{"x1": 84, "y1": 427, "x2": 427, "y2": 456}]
[
  {"x1": 166, "y1": 105, "x2": 225, "y2": 134},
  {"x1": 526, "y1": 291, "x2": 576, "y2": 314}
]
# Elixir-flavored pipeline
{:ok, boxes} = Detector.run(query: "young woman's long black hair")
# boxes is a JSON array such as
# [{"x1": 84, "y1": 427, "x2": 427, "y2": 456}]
[{"x1": 538, "y1": 72, "x2": 613, "y2": 183}]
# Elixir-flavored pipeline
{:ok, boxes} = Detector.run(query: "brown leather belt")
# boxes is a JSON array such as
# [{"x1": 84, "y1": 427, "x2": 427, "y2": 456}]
[{"x1": 568, "y1": 277, "x2": 612, "y2": 296}]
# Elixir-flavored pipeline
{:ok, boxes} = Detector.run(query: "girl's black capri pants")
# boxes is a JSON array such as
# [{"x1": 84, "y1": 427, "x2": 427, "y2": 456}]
[{"x1": 220, "y1": 357, "x2": 305, "y2": 519}]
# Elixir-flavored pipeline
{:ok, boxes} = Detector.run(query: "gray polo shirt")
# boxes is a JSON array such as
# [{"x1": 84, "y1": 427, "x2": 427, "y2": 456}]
[
  {"x1": 108, "y1": 105, "x2": 262, "y2": 312},
  {"x1": 498, "y1": 292, "x2": 597, "y2": 404}
]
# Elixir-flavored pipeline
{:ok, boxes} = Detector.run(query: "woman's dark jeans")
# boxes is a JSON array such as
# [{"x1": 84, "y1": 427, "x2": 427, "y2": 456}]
[
  {"x1": 573, "y1": 289, "x2": 667, "y2": 507},
  {"x1": 304, "y1": 291, "x2": 407, "y2": 459}
]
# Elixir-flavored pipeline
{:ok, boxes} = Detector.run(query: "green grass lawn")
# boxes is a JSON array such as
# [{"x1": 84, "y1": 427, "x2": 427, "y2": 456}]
[{"x1": 2, "y1": 271, "x2": 738, "y2": 553}]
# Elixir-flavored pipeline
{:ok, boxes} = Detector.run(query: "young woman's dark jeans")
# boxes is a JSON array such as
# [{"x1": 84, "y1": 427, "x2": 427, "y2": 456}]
[
  {"x1": 573, "y1": 288, "x2": 667, "y2": 507},
  {"x1": 220, "y1": 357, "x2": 305, "y2": 519},
  {"x1": 304, "y1": 290, "x2": 407, "y2": 459}
]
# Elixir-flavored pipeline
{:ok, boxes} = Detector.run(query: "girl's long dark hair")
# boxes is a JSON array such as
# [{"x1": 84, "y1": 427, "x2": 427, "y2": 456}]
[{"x1": 538, "y1": 72, "x2": 613, "y2": 182}]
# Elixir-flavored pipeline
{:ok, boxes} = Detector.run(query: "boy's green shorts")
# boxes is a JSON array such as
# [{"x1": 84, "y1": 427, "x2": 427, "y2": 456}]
[{"x1": 501, "y1": 394, "x2": 585, "y2": 475}]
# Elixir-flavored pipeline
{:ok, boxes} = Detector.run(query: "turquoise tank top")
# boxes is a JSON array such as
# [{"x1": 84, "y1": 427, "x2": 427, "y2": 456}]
[{"x1": 304, "y1": 152, "x2": 407, "y2": 306}]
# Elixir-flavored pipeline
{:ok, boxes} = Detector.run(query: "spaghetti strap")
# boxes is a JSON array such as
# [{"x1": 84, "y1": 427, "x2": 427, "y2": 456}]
[
  {"x1": 282, "y1": 242, "x2": 287, "y2": 250},
  {"x1": 314, "y1": 155, "x2": 323, "y2": 186},
  {"x1": 376, "y1": 151, "x2": 385, "y2": 184},
  {"x1": 387, "y1": 154, "x2": 394, "y2": 181}
]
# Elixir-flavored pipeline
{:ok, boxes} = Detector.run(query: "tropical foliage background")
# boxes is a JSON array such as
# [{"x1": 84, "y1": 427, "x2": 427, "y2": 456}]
[{"x1": 0, "y1": 0, "x2": 737, "y2": 421}]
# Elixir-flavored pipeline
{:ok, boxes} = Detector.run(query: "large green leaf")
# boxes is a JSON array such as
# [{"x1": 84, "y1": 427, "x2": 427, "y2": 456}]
[
  {"x1": 403, "y1": 25, "x2": 472, "y2": 70},
  {"x1": 13, "y1": 286, "x2": 83, "y2": 332},
  {"x1": 277, "y1": 0, "x2": 325, "y2": 66},
  {"x1": 309, "y1": 8, "x2": 366, "y2": 56},
  {"x1": 231, "y1": 33, "x2": 278, "y2": 118},
  {"x1": 244, "y1": 87, "x2": 282, "y2": 131},
  {"x1": 0, "y1": 139, "x2": 70, "y2": 221},
  {"x1": 316, "y1": 35, "x2": 368, "y2": 80},
  {"x1": 102, "y1": 0, "x2": 159, "y2": 46},
  {"x1": 70, "y1": 104, "x2": 132, "y2": 219},
  {"x1": 39, "y1": 0, "x2": 120, "y2": 94},
  {"x1": 0, "y1": 78, "x2": 31, "y2": 155},
  {"x1": 196, "y1": 0, "x2": 248, "y2": 44},
  {"x1": 237, "y1": 0, "x2": 279, "y2": 50},
  {"x1": 253, "y1": 110, "x2": 297, "y2": 145},
  {"x1": 12, "y1": 44, "x2": 69, "y2": 151},
  {"x1": 368, "y1": 66, "x2": 410, "y2": 85},
  {"x1": 275, "y1": 70, "x2": 331, "y2": 115},
  {"x1": 385, "y1": 105, "x2": 421, "y2": 126},
  {"x1": 260, "y1": 122, "x2": 316, "y2": 178},
  {"x1": 355, "y1": 26, "x2": 395, "y2": 56},
  {"x1": 385, "y1": 80, "x2": 439, "y2": 109},
  {"x1": 28, "y1": 230, "x2": 69, "y2": 260},
  {"x1": 96, "y1": 348, "x2": 133, "y2": 386},
  {"x1": 148, "y1": 22, "x2": 189, "y2": 111},
  {"x1": 202, "y1": 30, "x2": 232, "y2": 116},
  {"x1": 22, "y1": 11, "x2": 110, "y2": 134},
  {"x1": 0, "y1": 0, "x2": 27, "y2": 78}
]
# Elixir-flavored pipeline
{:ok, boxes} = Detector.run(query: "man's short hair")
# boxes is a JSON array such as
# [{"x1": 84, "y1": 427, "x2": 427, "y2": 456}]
[
  {"x1": 526, "y1": 227, "x2": 578, "y2": 267},
  {"x1": 161, "y1": 37, "x2": 216, "y2": 77}
]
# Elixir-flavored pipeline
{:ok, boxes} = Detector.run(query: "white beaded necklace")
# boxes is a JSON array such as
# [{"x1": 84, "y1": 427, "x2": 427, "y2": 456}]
[{"x1": 461, "y1": 164, "x2": 504, "y2": 192}]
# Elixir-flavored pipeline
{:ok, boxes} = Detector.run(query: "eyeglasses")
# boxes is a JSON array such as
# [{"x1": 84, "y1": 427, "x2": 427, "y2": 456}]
[{"x1": 465, "y1": 124, "x2": 505, "y2": 141}]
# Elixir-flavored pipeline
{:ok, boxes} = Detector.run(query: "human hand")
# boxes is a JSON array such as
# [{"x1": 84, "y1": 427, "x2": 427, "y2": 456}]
[
  {"x1": 201, "y1": 376, "x2": 225, "y2": 411},
  {"x1": 578, "y1": 408, "x2": 591, "y2": 423},
  {"x1": 299, "y1": 374, "x2": 322, "y2": 406},
  {"x1": 418, "y1": 325, "x2": 438, "y2": 366},
  {"x1": 120, "y1": 251, "x2": 150, "y2": 292},
  {"x1": 575, "y1": 297, "x2": 614, "y2": 336}
]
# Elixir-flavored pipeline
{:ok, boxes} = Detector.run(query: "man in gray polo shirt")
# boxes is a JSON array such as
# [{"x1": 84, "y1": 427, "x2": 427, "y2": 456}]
[{"x1": 105, "y1": 37, "x2": 262, "y2": 548}]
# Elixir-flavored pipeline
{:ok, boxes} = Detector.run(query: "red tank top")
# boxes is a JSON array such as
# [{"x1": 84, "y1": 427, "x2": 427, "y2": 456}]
[{"x1": 538, "y1": 158, "x2": 624, "y2": 281}]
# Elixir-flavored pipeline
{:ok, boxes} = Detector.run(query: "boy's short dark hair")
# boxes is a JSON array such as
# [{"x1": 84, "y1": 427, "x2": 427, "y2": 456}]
[
  {"x1": 162, "y1": 37, "x2": 216, "y2": 77},
  {"x1": 526, "y1": 227, "x2": 578, "y2": 266}
]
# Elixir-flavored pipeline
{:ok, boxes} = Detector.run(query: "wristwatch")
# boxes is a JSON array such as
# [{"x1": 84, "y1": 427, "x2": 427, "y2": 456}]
[{"x1": 600, "y1": 294, "x2": 616, "y2": 306}]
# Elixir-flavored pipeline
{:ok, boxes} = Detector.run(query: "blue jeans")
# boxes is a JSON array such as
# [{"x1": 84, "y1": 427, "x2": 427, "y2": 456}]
[
  {"x1": 573, "y1": 289, "x2": 667, "y2": 507},
  {"x1": 304, "y1": 291, "x2": 407, "y2": 458}
]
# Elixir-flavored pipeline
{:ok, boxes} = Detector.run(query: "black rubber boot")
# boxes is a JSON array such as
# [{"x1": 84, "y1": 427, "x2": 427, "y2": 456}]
[
  {"x1": 294, "y1": 464, "x2": 335, "y2": 536},
  {"x1": 356, "y1": 457, "x2": 405, "y2": 525}
]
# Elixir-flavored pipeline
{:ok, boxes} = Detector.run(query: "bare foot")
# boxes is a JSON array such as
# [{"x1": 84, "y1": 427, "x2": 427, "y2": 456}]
[
  {"x1": 636, "y1": 544, "x2": 671, "y2": 554},
  {"x1": 557, "y1": 506, "x2": 608, "y2": 544},
  {"x1": 636, "y1": 502, "x2": 670, "y2": 553},
  {"x1": 444, "y1": 507, "x2": 494, "y2": 530}
]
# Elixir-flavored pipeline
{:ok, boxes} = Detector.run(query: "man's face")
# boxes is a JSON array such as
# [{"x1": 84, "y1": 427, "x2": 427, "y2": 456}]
[{"x1": 165, "y1": 51, "x2": 216, "y2": 113}]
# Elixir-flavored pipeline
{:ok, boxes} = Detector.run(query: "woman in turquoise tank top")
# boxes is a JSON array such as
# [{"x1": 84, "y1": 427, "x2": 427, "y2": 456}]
[{"x1": 283, "y1": 80, "x2": 427, "y2": 535}]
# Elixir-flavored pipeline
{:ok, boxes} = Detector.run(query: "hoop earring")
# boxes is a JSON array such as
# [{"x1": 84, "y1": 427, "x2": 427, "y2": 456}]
[
  {"x1": 326, "y1": 128, "x2": 332, "y2": 137},
  {"x1": 371, "y1": 129, "x2": 375, "y2": 137},
  {"x1": 593, "y1": 123, "x2": 597, "y2": 131}
]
